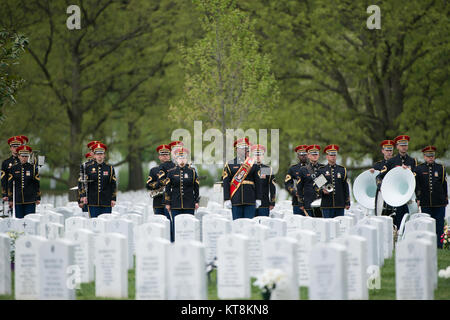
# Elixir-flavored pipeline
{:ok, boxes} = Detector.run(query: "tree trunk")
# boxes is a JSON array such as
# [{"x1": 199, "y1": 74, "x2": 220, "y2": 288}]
[{"x1": 127, "y1": 121, "x2": 143, "y2": 190}]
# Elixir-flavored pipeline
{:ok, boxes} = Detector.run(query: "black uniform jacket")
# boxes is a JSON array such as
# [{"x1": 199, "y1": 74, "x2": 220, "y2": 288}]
[
  {"x1": 318, "y1": 163, "x2": 350, "y2": 209},
  {"x1": 80, "y1": 161, "x2": 117, "y2": 207},
  {"x1": 297, "y1": 162, "x2": 324, "y2": 209},
  {"x1": 222, "y1": 157, "x2": 262, "y2": 206},
  {"x1": 1, "y1": 155, "x2": 19, "y2": 198},
  {"x1": 164, "y1": 165, "x2": 199, "y2": 209},
  {"x1": 8, "y1": 162, "x2": 41, "y2": 204},
  {"x1": 415, "y1": 162, "x2": 448, "y2": 207},
  {"x1": 284, "y1": 162, "x2": 307, "y2": 206}
]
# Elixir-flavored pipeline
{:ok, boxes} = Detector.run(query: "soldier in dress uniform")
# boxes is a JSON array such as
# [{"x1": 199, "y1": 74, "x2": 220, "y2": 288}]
[
  {"x1": 415, "y1": 146, "x2": 448, "y2": 248},
  {"x1": 251, "y1": 144, "x2": 276, "y2": 217},
  {"x1": 78, "y1": 149, "x2": 95, "y2": 213},
  {"x1": 80, "y1": 143, "x2": 117, "y2": 218},
  {"x1": 7, "y1": 145, "x2": 41, "y2": 218},
  {"x1": 318, "y1": 145, "x2": 350, "y2": 218},
  {"x1": 165, "y1": 147, "x2": 199, "y2": 241},
  {"x1": 285, "y1": 145, "x2": 308, "y2": 215},
  {"x1": 297, "y1": 144, "x2": 324, "y2": 217},
  {"x1": 222, "y1": 138, "x2": 262, "y2": 220},
  {"x1": 370, "y1": 140, "x2": 395, "y2": 215},
  {"x1": 146, "y1": 144, "x2": 172, "y2": 220},
  {"x1": 377, "y1": 135, "x2": 418, "y2": 229},
  {"x1": 2, "y1": 136, "x2": 24, "y2": 209}
]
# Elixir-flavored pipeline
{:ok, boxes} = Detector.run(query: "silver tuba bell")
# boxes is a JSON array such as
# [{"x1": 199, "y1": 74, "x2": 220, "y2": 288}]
[{"x1": 353, "y1": 169, "x2": 379, "y2": 210}]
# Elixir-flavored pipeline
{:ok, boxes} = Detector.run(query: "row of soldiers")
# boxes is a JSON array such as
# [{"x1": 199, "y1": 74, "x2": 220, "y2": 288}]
[{"x1": 283, "y1": 135, "x2": 447, "y2": 248}]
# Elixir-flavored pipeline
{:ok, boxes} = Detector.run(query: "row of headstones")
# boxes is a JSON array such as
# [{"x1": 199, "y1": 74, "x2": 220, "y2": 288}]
[{"x1": 0, "y1": 205, "x2": 438, "y2": 299}]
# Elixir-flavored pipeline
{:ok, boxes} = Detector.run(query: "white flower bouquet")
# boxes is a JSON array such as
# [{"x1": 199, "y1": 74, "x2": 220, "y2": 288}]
[
  {"x1": 253, "y1": 268, "x2": 287, "y2": 300},
  {"x1": 438, "y1": 266, "x2": 450, "y2": 279}
]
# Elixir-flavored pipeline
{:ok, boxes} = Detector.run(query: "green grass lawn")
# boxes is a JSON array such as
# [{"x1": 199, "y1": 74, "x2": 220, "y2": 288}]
[{"x1": 1, "y1": 249, "x2": 450, "y2": 300}]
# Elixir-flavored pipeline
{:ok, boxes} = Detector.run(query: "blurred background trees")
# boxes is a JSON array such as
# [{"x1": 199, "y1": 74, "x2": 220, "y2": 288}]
[{"x1": 0, "y1": 0, "x2": 448, "y2": 196}]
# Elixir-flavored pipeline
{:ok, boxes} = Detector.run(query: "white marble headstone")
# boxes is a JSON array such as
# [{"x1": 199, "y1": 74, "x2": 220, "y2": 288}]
[
  {"x1": 259, "y1": 218, "x2": 287, "y2": 238},
  {"x1": 349, "y1": 224, "x2": 378, "y2": 268},
  {"x1": 65, "y1": 229, "x2": 95, "y2": 283},
  {"x1": 243, "y1": 224, "x2": 270, "y2": 277},
  {"x1": 39, "y1": 239, "x2": 76, "y2": 300},
  {"x1": 65, "y1": 216, "x2": 88, "y2": 233},
  {"x1": 404, "y1": 230, "x2": 437, "y2": 290},
  {"x1": 168, "y1": 241, "x2": 207, "y2": 300},
  {"x1": 105, "y1": 219, "x2": 134, "y2": 269},
  {"x1": 302, "y1": 218, "x2": 330, "y2": 243},
  {"x1": 0, "y1": 234, "x2": 11, "y2": 295},
  {"x1": 231, "y1": 218, "x2": 256, "y2": 234},
  {"x1": 95, "y1": 233, "x2": 128, "y2": 299},
  {"x1": 263, "y1": 237, "x2": 299, "y2": 300},
  {"x1": 358, "y1": 217, "x2": 385, "y2": 267},
  {"x1": 288, "y1": 230, "x2": 317, "y2": 287},
  {"x1": 174, "y1": 214, "x2": 200, "y2": 242},
  {"x1": 202, "y1": 215, "x2": 232, "y2": 264},
  {"x1": 334, "y1": 216, "x2": 355, "y2": 236},
  {"x1": 14, "y1": 235, "x2": 48, "y2": 300},
  {"x1": 217, "y1": 234, "x2": 250, "y2": 299},
  {"x1": 334, "y1": 235, "x2": 368, "y2": 300},
  {"x1": 309, "y1": 243, "x2": 348, "y2": 300},
  {"x1": 135, "y1": 237, "x2": 170, "y2": 300},
  {"x1": 396, "y1": 238, "x2": 433, "y2": 300},
  {"x1": 147, "y1": 215, "x2": 171, "y2": 240}
]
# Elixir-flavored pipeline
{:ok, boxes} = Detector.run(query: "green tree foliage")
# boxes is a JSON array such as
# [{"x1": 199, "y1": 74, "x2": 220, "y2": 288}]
[
  {"x1": 171, "y1": 0, "x2": 279, "y2": 162},
  {"x1": 240, "y1": 0, "x2": 449, "y2": 180},
  {"x1": 0, "y1": 29, "x2": 28, "y2": 112}
]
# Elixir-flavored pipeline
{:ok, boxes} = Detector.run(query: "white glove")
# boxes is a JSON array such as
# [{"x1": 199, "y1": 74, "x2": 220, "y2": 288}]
[
  {"x1": 256, "y1": 200, "x2": 261, "y2": 208},
  {"x1": 224, "y1": 200, "x2": 232, "y2": 209}
]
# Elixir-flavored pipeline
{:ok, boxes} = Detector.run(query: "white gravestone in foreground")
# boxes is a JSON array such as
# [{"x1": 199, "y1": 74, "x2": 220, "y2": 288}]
[
  {"x1": 0, "y1": 234, "x2": 11, "y2": 295},
  {"x1": 39, "y1": 239, "x2": 76, "y2": 300},
  {"x1": 147, "y1": 215, "x2": 171, "y2": 241},
  {"x1": 65, "y1": 216, "x2": 88, "y2": 233},
  {"x1": 404, "y1": 231, "x2": 437, "y2": 290},
  {"x1": 135, "y1": 237, "x2": 170, "y2": 300},
  {"x1": 174, "y1": 214, "x2": 200, "y2": 242},
  {"x1": 65, "y1": 229, "x2": 95, "y2": 283},
  {"x1": 288, "y1": 230, "x2": 317, "y2": 287},
  {"x1": 105, "y1": 219, "x2": 134, "y2": 270},
  {"x1": 309, "y1": 243, "x2": 348, "y2": 300},
  {"x1": 231, "y1": 218, "x2": 255, "y2": 235},
  {"x1": 334, "y1": 235, "x2": 368, "y2": 300},
  {"x1": 349, "y1": 224, "x2": 378, "y2": 268},
  {"x1": 14, "y1": 235, "x2": 48, "y2": 300},
  {"x1": 259, "y1": 218, "x2": 287, "y2": 239},
  {"x1": 95, "y1": 233, "x2": 128, "y2": 299},
  {"x1": 243, "y1": 224, "x2": 270, "y2": 278},
  {"x1": 202, "y1": 215, "x2": 232, "y2": 264},
  {"x1": 217, "y1": 234, "x2": 250, "y2": 299},
  {"x1": 395, "y1": 238, "x2": 433, "y2": 300},
  {"x1": 168, "y1": 241, "x2": 207, "y2": 300},
  {"x1": 358, "y1": 217, "x2": 385, "y2": 267},
  {"x1": 263, "y1": 237, "x2": 299, "y2": 300},
  {"x1": 302, "y1": 218, "x2": 330, "y2": 243},
  {"x1": 333, "y1": 216, "x2": 355, "y2": 236}
]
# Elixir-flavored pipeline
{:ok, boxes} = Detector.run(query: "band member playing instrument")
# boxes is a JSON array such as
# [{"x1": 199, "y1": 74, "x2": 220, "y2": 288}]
[
  {"x1": 8, "y1": 145, "x2": 41, "y2": 218},
  {"x1": 285, "y1": 145, "x2": 308, "y2": 215},
  {"x1": 415, "y1": 146, "x2": 448, "y2": 248},
  {"x1": 80, "y1": 143, "x2": 117, "y2": 218},
  {"x1": 2, "y1": 136, "x2": 24, "y2": 205},
  {"x1": 251, "y1": 144, "x2": 276, "y2": 217},
  {"x1": 377, "y1": 135, "x2": 417, "y2": 229},
  {"x1": 146, "y1": 144, "x2": 173, "y2": 219},
  {"x1": 370, "y1": 140, "x2": 395, "y2": 215},
  {"x1": 318, "y1": 145, "x2": 350, "y2": 218},
  {"x1": 165, "y1": 147, "x2": 199, "y2": 241},
  {"x1": 222, "y1": 138, "x2": 262, "y2": 220},
  {"x1": 297, "y1": 144, "x2": 324, "y2": 217}
]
